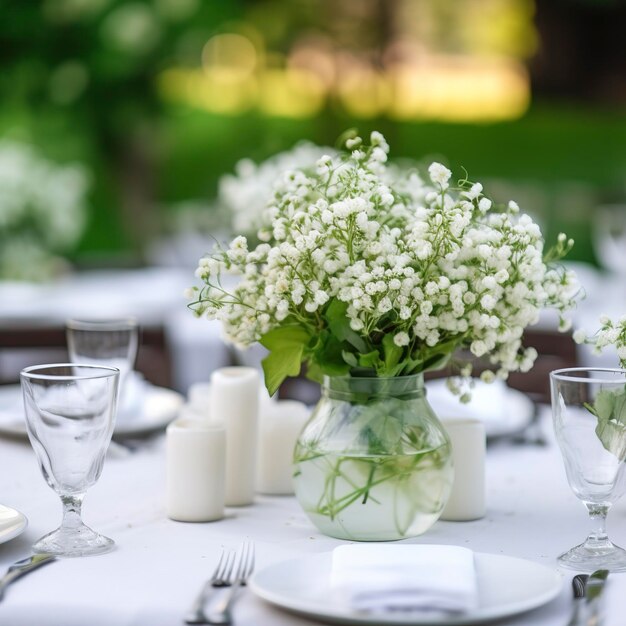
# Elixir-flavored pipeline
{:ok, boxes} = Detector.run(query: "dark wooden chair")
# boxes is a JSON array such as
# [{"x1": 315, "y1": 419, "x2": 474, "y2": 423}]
[{"x1": 0, "y1": 325, "x2": 172, "y2": 387}]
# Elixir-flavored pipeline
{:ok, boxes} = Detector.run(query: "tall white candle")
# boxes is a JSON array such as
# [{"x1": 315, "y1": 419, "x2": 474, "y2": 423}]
[
  {"x1": 166, "y1": 417, "x2": 225, "y2": 522},
  {"x1": 256, "y1": 400, "x2": 310, "y2": 495},
  {"x1": 439, "y1": 417, "x2": 486, "y2": 521},
  {"x1": 210, "y1": 367, "x2": 260, "y2": 506}
]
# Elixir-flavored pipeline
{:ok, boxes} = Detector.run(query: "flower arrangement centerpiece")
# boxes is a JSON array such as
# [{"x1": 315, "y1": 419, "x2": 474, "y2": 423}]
[
  {"x1": 0, "y1": 140, "x2": 89, "y2": 281},
  {"x1": 189, "y1": 130, "x2": 578, "y2": 540},
  {"x1": 218, "y1": 141, "x2": 335, "y2": 238}
]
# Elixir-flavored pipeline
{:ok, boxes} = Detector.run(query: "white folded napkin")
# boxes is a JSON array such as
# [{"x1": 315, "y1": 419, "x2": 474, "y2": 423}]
[{"x1": 331, "y1": 544, "x2": 478, "y2": 615}]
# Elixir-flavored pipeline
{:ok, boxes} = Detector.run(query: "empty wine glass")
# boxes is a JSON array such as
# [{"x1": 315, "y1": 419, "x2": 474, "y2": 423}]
[
  {"x1": 66, "y1": 318, "x2": 138, "y2": 415},
  {"x1": 592, "y1": 204, "x2": 626, "y2": 276},
  {"x1": 551, "y1": 367, "x2": 626, "y2": 571},
  {"x1": 66, "y1": 318, "x2": 138, "y2": 379},
  {"x1": 21, "y1": 364, "x2": 119, "y2": 557}
]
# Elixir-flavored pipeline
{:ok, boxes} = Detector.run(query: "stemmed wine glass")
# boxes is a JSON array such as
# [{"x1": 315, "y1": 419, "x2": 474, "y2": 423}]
[
  {"x1": 551, "y1": 367, "x2": 626, "y2": 571},
  {"x1": 66, "y1": 318, "x2": 139, "y2": 415},
  {"x1": 66, "y1": 318, "x2": 138, "y2": 381},
  {"x1": 21, "y1": 364, "x2": 119, "y2": 557}
]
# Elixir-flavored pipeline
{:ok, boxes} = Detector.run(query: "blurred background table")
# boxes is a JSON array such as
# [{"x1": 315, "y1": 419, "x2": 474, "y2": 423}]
[{"x1": 0, "y1": 269, "x2": 231, "y2": 392}]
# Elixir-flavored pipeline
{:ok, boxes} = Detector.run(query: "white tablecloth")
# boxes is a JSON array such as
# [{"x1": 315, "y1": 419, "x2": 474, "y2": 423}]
[{"x1": 1, "y1": 412, "x2": 626, "y2": 626}]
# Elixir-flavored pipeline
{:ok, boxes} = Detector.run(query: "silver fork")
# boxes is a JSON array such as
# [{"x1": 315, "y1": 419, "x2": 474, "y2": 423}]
[
  {"x1": 185, "y1": 550, "x2": 236, "y2": 624},
  {"x1": 205, "y1": 540, "x2": 255, "y2": 625}
]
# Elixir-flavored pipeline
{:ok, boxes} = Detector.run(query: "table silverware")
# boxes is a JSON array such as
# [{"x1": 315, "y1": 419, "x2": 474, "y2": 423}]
[
  {"x1": 567, "y1": 574, "x2": 588, "y2": 626},
  {"x1": 185, "y1": 550, "x2": 236, "y2": 624},
  {"x1": 0, "y1": 554, "x2": 57, "y2": 601},
  {"x1": 205, "y1": 540, "x2": 255, "y2": 625}
]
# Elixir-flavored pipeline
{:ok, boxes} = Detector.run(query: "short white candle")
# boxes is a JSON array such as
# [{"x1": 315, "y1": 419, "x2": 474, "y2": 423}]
[
  {"x1": 256, "y1": 400, "x2": 310, "y2": 495},
  {"x1": 439, "y1": 417, "x2": 486, "y2": 522},
  {"x1": 166, "y1": 417, "x2": 225, "y2": 522},
  {"x1": 210, "y1": 367, "x2": 260, "y2": 506}
]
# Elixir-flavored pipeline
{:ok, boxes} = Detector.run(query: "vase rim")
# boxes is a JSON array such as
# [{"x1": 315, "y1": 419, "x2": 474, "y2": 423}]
[{"x1": 322, "y1": 373, "x2": 424, "y2": 382}]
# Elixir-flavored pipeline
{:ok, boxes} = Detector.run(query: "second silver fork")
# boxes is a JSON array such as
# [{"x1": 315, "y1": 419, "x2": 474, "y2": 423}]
[
  {"x1": 205, "y1": 540, "x2": 255, "y2": 625},
  {"x1": 185, "y1": 550, "x2": 236, "y2": 625}
]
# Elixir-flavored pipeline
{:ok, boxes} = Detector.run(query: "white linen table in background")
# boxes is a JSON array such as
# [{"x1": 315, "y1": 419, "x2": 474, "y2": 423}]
[{"x1": 1, "y1": 409, "x2": 626, "y2": 626}]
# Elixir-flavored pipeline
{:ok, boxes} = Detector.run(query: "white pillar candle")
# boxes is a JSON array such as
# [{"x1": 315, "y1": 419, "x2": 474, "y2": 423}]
[
  {"x1": 256, "y1": 400, "x2": 310, "y2": 495},
  {"x1": 166, "y1": 417, "x2": 225, "y2": 522},
  {"x1": 188, "y1": 382, "x2": 212, "y2": 418},
  {"x1": 439, "y1": 417, "x2": 486, "y2": 522},
  {"x1": 210, "y1": 367, "x2": 260, "y2": 506}
]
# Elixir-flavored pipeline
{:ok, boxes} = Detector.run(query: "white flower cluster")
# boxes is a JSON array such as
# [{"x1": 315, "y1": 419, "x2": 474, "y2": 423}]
[
  {"x1": 574, "y1": 315, "x2": 626, "y2": 367},
  {"x1": 218, "y1": 141, "x2": 336, "y2": 236},
  {"x1": 0, "y1": 140, "x2": 89, "y2": 278},
  {"x1": 190, "y1": 131, "x2": 578, "y2": 380}
]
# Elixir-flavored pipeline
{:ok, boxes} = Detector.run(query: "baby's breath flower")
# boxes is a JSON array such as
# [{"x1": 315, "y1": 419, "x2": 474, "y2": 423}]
[
  {"x1": 189, "y1": 130, "x2": 579, "y2": 386},
  {"x1": 428, "y1": 162, "x2": 451, "y2": 189},
  {"x1": 574, "y1": 316, "x2": 626, "y2": 368}
]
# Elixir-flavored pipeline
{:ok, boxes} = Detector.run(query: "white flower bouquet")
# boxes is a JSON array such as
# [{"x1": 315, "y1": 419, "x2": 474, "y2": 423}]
[
  {"x1": 218, "y1": 141, "x2": 335, "y2": 237},
  {"x1": 190, "y1": 130, "x2": 578, "y2": 395},
  {"x1": 0, "y1": 140, "x2": 89, "y2": 280}
]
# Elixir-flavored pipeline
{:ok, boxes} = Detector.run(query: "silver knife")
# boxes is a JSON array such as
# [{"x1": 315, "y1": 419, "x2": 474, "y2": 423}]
[
  {"x1": 0, "y1": 554, "x2": 57, "y2": 601},
  {"x1": 568, "y1": 574, "x2": 588, "y2": 626},
  {"x1": 585, "y1": 569, "x2": 609, "y2": 626}
]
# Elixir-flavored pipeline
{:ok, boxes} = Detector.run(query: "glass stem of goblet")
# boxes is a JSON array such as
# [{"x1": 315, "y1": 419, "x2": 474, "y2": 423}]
[
  {"x1": 584, "y1": 502, "x2": 611, "y2": 548},
  {"x1": 61, "y1": 494, "x2": 86, "y2": 531}
]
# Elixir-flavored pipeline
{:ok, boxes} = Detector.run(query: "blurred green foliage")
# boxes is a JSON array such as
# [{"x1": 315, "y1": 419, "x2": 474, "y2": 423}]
[{"x1": 1, "y1": 0, "x2": 624, "y2": 266}]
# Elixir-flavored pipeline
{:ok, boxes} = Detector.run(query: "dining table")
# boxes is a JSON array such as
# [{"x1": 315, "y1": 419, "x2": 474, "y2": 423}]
[{"x1": 1, "y1": 407, "x2": 625, "y2": 626}]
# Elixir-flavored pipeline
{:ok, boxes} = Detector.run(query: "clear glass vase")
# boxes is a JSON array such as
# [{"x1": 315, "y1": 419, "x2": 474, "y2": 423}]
[{"x1": 293, "y1": 374, "x2": 453, "y2": 541}]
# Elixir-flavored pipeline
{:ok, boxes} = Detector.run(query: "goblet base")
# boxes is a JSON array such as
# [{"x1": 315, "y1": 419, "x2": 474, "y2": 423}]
[
  {"x1": 558, "y1": 540, "x2": 626, "y2": 572},
  {"x1": 33, "y1": 523, "x2": 115, "y2": 558}
]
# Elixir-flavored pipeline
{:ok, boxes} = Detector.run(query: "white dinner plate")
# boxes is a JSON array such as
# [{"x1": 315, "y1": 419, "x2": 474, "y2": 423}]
[
  {"x1": 0, "y1": 383, "x2": 183, "y2": 439},
  {"x1": 425, "y1": 378, "x2": 535, "y2": 439},
  {"x1": 250, "y1": 551, "x2": 562, "y2": 625},
  {"x1": 0, "y1": 505, "x2": 28, "y2": 545}
]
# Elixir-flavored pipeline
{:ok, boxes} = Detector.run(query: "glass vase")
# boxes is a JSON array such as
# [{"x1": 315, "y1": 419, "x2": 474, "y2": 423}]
[{"x1": 293, "y1": 374, "x2": 453, "y2": 541}]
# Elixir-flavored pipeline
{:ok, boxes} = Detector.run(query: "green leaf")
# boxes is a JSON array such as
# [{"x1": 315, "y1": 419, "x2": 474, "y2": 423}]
[
  {"x1": 262, "y1": 346, "x2": 304, "y2": 396},
  {"x1": 260, "y1": 325, "x2": 311, "y2": 395},
  {"x1": 324, "y1": 300, "x2": 368, "y2": 353},
  {"x1": 342, "y1": 350, "x2": 358, "y2": 367},
  {"x1": 590, "y1": 387, "x2": 626, "y2": 461},
  {"x1": 359, "y1": 350, "x2": 382, "y2": 368},
  {"x1": 382, "y1": 333, "x2": 402, "y2": 372},
  {"x1": 313, "y1": 331, "x2": 350, "y2": 377},
  {"x1": 586, "y1": 570, "x2": 609, "y2": 602},
  {"x1": 259, "y1": 325, "x2": 311, "y2": 351},
  {"x1": 594, "y1": 390, "x2": 616, "y2": 422},
  {"x1": 305, "y1": 361, "x2": 323, "y2": 384}
]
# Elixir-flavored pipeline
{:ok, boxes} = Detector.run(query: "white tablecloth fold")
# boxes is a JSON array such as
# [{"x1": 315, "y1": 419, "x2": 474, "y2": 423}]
[{"x1": 330, "y1": 544, "x2": 478, "y2": 615}]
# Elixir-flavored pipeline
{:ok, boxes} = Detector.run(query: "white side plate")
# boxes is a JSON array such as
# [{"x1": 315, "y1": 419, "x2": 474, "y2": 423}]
[
  {"x1": 250, "y1": 551, "x2": 562, "y2": 625},
  {"x1": 426, "y1": 378, "x2": 535, "y2": 439},
  {"x1": 0, "y1": 505, "x2": 28, "y2": 546},
  {"x1": 0, "y1": 384, "x2": 183, "y2": 439}
]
